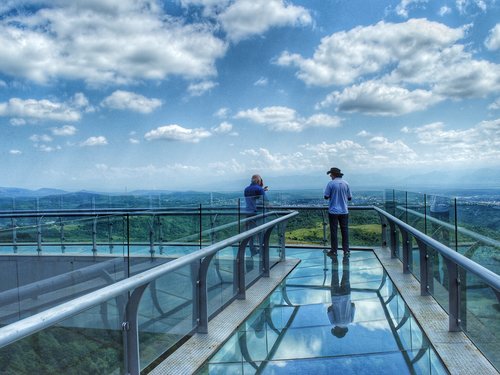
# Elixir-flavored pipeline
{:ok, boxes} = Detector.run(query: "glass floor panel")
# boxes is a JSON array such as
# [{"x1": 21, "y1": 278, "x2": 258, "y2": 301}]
[{"x1": 197, "y1": 248, "x2": 448, "y2": 374}]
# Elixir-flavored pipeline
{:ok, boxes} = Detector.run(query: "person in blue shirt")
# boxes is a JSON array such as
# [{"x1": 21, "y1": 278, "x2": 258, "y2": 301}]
[
  {"x1": 324, "y1": 167, "x2": 352, "y2": 256},
  {"x1": 244, "y1": 174, "x2": 268, "y2": 213},
  {"x1": 244, "y1": 174, "x2": 268, "y2": 258}
]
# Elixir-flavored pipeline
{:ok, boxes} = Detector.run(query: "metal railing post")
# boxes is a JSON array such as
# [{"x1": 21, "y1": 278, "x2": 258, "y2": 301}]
[
  {"x1": 60, "y1": 217, "x2": 66, "y2": 253},
  {"x1": 322, "y1": 210, "x2": 328, "y2": 248},
  {"x1": 236, "y1": 238, "x2": 251, "y2": 299},
  {"x1": 108, "y1": 217, "x2": 113, "y2": 254},
  {"x1": 12, "y1": 217, "x2": 17, "y2": 253},
  {"x1": 446, "y1": 259, "x2": 461, "y2": 331},
  {"x1": 157, "y1": 216, "x2": 164, "y2": 255},
  {"x1": 123, "y1": 284, "x2": 149, "y2": 375},
  {"x1": 198, "y1": 254, "x2": 215, "y2": 333},
  {"x1": 415, "y1": 238, "x2": 431, "y2": 296},
  {"x1": 278, "y1": 221, "x2": 287, "y2": 261},
  {"x1": 92, "y1": 216, "x2": 98, "y2": 255},
  {"x1": 398, "y1": 225, "x2": 410, "y2": 274},
  {"x1": 377, "y1": 214, "x2": 388, "y2": 247},
  {"x1": 262, "y1": 227, "x2": 273, "y2": 277},
  {"x1": 36, "y1": 216, "x2": 42, "y2": 255},
  {"x1": 199, "y1": 204, "x2": 203, "y2": 249},
  {"x1": 149, "y1": 216, "x2": 155, "y2": 257},
  {"x1": 388, "y1": 221, "x2": 397, "y2": 258}
]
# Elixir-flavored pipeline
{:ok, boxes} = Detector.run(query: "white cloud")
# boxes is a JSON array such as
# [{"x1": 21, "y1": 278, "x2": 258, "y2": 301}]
[
  {"x1": 9, "y1": 149, "x2": 22, "y2": 155},
  {"x1": 101, "y1": 90, "x2": 162, "y2": 113},
  {"x1": 217, "y1": 0, "x2": 312, "y2": 42},
  {"x1": 240, "y1": 147, "x2": 312, "y2": 172},
  {"x1": 277, "y1": 19, "x2": 466, "y2": 87},
  {"x1": 144, "y1": 124, "x2": 211, "y2": 143},
  {"x1": 129, "y1": 138, "x2": 140, "y2": 144},
  {"x1": 81, "y1": 136, "x2": 108, "y2": 146},
  {"x1": 277, "y1": 19, "x2": 464, "y2": 86},
  {"x1": 357, "y1": 130, "x2": 371, "y2": 137},
  {"x1": 51, "y1": 125, "x2": 77, "y2": 136},
  {"x1": 235, "y1": 106, "x2": 341, "y2": 132},
  {"x1": 0, "y1": 80, "x2": 6, "y2": 88},
  {"x1": 207, "y1": 159, "x2": 243, "y2": 176},
  {"x1": 0, "y1": 96, "x2": 84, "y2": 122},
  {"x1": 0, "y1": 1, "x2": 227, "y2": 85},
  {"x1": 187, "y1": 80, "x2": 218, "y2": 96},
  {"x1": 277, "y1": 18, "x2": 500, "y2": 115},
  {"x1": 9, "y1": 118, "x2": 26, "y2": 126},
  {"x1": 212, "y1": 121, "x2": 236, "y2": 135},
  {"x1": 456, "y1": 0, "x2": 490, "y2": 15},
  {"x1": 403, "y1": 119, "x2": 500, "y2": 163},
  {"x1": 489, "y1": 98, "x2": 500, "y2": 110},
  {"x1": 214, "y1": 107, "x2": 230, "y2": 118},
  {"x1": 38, "y1": 144, "x2": 61, "y2": 153},
  {"x1": 318, "y1": 81, "x2": 442, "y2": 116},
  {"x1": 368, "y1": 136, "x2": 418, "y2": 159},
  {"x1": 30, "y1": 134, "x2": 53, "y2": 143},
  {"x1": 485, "y1": 24, "x2": 500, "y2": 51},
  {"x1": 439, "y1": 6, "x2": 452, "y2": 16},
  {"x1": 91, "y1": 162, "x2": 202, "y2": 180},
  {"x1": 254, "y1": 77, "x2": 268, "y2": 86},
  {"x1": 395, "y1": 0, "x2": 428, "y2": 18}
]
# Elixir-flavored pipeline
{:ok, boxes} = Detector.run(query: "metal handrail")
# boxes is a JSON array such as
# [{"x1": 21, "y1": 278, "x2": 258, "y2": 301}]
[
  {"x1": 395, "y1": 205, "x2": 500, "y2": 248},
  {"x1": 374, "y1": 206, "x2": 500, "y2": 292},
  {"x1": 0, "y1": 210, "x2": 298, "y2": 350}
]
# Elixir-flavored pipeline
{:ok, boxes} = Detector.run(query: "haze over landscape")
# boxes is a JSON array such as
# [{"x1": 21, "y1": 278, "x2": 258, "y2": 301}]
[{"x1": 0, "y1": 0, "x2": 499, "y2": 192}]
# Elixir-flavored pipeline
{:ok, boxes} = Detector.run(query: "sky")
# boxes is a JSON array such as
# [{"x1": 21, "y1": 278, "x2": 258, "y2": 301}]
[{"x1": 0, "y1": 0, "x2": 499, "y2": 192}]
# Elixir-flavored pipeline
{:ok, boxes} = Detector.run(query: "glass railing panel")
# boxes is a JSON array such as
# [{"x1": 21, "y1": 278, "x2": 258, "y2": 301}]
[
  {"x1": 456, "y1": 199, "x2": 499, "y2": 274},
  {"x1": 0, "y1": 296, "x2": 125, "y2": 375},
  {"x1": 394, "y1": 227, "x2": 402, "y2": 261},
  {"x1": 428, "y1": 247, "x2": 450, "y2": 313},
  {"x1": 139, "y1": 263, "x2": 197, "y2": 371},
  {"x1": 0, "y1": 215, "x2": 129, "y2": 326},
  {"x1": 394, "y1": 190, "x2": 407, "y2": 222},
  {"x1": 460, "y1": 266, "x2": 500, "y2": 371},
  {"x1": 207, "y1": 246, "x2": 237, "y2": 318},
  {"x1": 349, "y1": 209, "x2": 381, "y2": 248},
  {"x1": 0, "y1": 255, "x2": 129, "y2": 326},
  {"x1": 426, "y1": 194, "x2": 456, "y2": 250},
  {"x1": 266, "y1": 212, "x2": 282, "y2": 268},
  {"x1": 384, "y1": 189, "x2": 396, "y2": 216},
  {"x1": 405, "y1": 191, "x2": 427, "y2": 233},
  {"x1": 200, "y1": 199, "x2": 240, "y2": 246},
  {"x1": 160, "y1": 210, "x2": 202, "y2": 256},
  {"x1": 284, "y1": 208, "x2": 326, "y2": 247},
  {"x1": 409, "y1": 236, "x2": 420, "y2": 281}
]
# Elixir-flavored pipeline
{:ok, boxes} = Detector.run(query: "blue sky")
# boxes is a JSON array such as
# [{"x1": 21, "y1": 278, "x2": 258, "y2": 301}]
[{"x1": 0, "y1": 0, "x2": 499, "y2": 191}]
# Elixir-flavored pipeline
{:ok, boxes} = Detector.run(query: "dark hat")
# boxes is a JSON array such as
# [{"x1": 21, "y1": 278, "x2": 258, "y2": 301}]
[{"x1": 327, "y1": 167, "x2": 343, "y2": 177}]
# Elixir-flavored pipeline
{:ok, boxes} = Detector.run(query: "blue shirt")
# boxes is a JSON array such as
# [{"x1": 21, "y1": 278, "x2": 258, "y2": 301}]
[
  {"x1": 244, "y1": 183, "x2": 266, "y2": 213},
  {"x1": 324, "y1": 178, "x2": 352, "y2": 214}
]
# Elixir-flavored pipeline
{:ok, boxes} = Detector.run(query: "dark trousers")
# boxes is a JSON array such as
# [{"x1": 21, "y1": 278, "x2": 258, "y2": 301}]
[{"x1": 329, "y1": 214, "x2": 349, "y2": 252}]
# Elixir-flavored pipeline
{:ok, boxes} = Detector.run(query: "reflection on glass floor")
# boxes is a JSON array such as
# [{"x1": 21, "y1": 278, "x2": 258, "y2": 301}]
[{"x1": 197, "y1": 248, "x2": 448, "y2": 375}]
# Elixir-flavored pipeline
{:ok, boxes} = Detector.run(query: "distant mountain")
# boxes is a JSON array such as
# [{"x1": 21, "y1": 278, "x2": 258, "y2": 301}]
[
  {"x1": 0, "y1": 167, "x2": 498, "y2": 198},
  {"x1": 0, "y1": 187, "x2": 68, "y2": 198}
]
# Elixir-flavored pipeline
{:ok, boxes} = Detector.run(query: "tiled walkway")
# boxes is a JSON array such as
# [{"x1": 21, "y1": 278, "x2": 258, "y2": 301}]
[{"x1": 197, "y1": 248, "x2": 448, "y2": 374}]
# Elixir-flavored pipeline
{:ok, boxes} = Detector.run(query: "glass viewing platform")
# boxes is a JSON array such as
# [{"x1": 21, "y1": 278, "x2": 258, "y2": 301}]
[{"x1": 0, "y1": 189, "x2": 498, "y2": 374}]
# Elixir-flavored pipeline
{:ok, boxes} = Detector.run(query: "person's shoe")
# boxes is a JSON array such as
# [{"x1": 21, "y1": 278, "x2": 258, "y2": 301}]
[{"x1": 326, "y1": 250, "x2": 337, "y2": 257}]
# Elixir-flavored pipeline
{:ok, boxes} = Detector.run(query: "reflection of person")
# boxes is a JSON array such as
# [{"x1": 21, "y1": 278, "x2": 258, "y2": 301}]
[
  {"x1": 327, "y1": 254, "x2": 355, "y2": 338},
  {"x1": 324, "y1": 167, "x2": 352, "y2": 256},
  {"x1": 244, "y1": 175, "x2": 268, "y2": 257}
]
